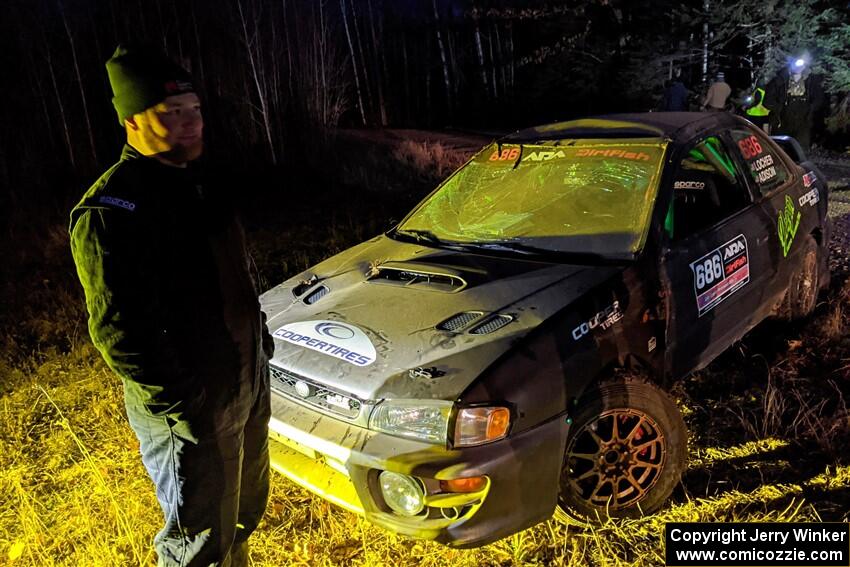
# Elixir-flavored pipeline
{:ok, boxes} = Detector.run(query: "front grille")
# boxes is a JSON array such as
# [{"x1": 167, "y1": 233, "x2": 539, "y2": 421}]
[{"x1": 269, "y1": 365, "x2": 362, "y2": 419}]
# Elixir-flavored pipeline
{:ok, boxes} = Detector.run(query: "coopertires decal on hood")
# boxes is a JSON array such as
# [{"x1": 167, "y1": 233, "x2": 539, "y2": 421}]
[{"x1": 273, "y1": 320, "x2": 377, "y2": 366}]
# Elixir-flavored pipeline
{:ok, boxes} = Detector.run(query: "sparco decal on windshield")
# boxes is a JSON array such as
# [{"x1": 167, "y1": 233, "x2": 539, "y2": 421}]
[
  {"x1": 273, "y1": 320, "x2": 377, "y2": 366},
  {"x1": 572, "y1": 301, "x2": 623, "y2": 340},
  {"x1": 690, "y1": 234, "x2": 750, "y2": 316}
]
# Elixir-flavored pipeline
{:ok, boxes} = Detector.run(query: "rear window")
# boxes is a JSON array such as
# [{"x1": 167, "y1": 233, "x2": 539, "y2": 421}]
[
  {"x1": 397, "y1": 139, "x2": 668, "y2": 259},
  {"x1": 728, "y1": 128, "x2": 790, "y2": 196}
]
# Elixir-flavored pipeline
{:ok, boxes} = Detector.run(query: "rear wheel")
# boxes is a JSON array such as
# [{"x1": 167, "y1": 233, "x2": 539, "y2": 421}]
[{"x1": 554, "y1": 378, "x2": 687, "y2": 524}]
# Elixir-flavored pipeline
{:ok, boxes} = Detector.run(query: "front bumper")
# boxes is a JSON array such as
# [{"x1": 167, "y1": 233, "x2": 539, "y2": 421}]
[{"x1": 268, "y1": 390, "x2": 570, "y2": 548}]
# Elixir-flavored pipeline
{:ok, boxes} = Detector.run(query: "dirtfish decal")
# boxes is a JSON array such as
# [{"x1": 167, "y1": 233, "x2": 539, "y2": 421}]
[
  {"x1": 777, "y1": 195, "x2": 801, "y2": 257},
  {"x1": 273, "y1": 320, "x2": 377, "y2": 366}
]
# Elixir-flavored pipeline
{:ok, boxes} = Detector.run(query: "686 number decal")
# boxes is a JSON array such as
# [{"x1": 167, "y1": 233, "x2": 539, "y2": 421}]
[
  {"x1": 693, "y1": 255, "x2": 724, "y2": 292},
  {"x1": 690, "y1": 235, "x2": 750, "y2": 316}
]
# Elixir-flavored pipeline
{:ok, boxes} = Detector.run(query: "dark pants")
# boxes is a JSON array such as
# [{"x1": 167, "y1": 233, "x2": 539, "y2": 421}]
[
  {"x1": 778, "y1": 99, "x2": 813, "y2": 152},
  {"x1": 124, "y1": 365, "x2": 271, "y2": 567}
]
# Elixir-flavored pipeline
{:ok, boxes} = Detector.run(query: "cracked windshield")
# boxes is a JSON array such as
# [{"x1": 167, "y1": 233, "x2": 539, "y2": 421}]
[{"x1": 399, "y1": 139, "x2": 668, "y2": 259}]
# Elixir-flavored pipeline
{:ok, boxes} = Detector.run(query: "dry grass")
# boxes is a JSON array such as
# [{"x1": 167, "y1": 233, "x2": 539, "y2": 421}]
[{"x1": 2, "y1": 156, "x2": 849, "y2": 565}]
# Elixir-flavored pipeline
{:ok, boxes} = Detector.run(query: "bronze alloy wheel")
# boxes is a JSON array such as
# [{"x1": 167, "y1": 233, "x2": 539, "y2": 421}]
[
  {"x1": 565, "y1": 408, "x2": 665, "y2": 509},
  {"x1": 555, "y1": 378, "x2": 687, "y2": 524}
]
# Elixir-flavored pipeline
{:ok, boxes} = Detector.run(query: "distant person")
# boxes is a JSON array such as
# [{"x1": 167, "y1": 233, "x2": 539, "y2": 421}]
[
  {"x1": 662, "y1": 70, "x2": 689, "y2": 111},
  {"x1": 69, "y1": 44, "x2": 274, "y2": 566},
  {"x1": 764, "y1": 58, "x2": 825, "y2": 152},
  {"x1": 702, "y1": 72, "x2": 731, "y2": 111},
  {"x1": 744, "y1": 86, "x2": 771, "y2": 132}
]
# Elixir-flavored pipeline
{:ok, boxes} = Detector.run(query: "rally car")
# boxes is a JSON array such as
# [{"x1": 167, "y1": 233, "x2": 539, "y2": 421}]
[{"x1": 258, "y1": 113, "x2": 829, "y2": 548}]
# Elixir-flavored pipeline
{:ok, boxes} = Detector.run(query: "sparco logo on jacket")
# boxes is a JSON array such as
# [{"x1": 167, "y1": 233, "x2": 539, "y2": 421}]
[{"x1": 273, "y1": 320, "x2": 377, "y2": 366}]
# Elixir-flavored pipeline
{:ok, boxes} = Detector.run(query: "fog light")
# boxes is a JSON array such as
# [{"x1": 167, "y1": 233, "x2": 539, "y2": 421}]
[{"x1": 379, "y1": 471, "x2": 425, "y2": 516}]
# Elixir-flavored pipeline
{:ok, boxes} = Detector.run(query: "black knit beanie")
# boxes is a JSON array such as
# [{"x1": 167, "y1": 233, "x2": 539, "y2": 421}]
[{"x1": 106, "y1": 44, "x2": 194, "y2": 125}]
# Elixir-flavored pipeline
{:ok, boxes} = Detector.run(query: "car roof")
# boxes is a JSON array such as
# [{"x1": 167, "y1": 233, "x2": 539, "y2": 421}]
[{"x1": 504, "y1": 112, "x2": 743, "y2": 145}]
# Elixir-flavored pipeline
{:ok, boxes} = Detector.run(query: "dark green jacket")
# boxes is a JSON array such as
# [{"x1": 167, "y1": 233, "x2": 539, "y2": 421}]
[{"x1": 70, "y1": 145, "x2": 273, "y2": 413}]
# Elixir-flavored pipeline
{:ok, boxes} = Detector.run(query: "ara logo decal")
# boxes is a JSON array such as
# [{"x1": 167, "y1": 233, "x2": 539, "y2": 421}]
[
  {"x1": 525, "y1": 150, "x2": 566, "y2": 162},
  {"x1": 777, "y1": 195, "x2": 801, "y2": 258},
  {"x1": 723, "y1": 237, "x2": 746, "y2": 260},
  {"x1": 273, "y1": 320, "x2": 377, "y2": 366},
  {"x1": 690, "y1": 234, "x2": 750, "y2": 316},
  {"x1": 571, "y1": 301, "x2": 623, "y2": 340},
  {"x1": 798, "y1": 188, "x2": 819, "y2": 208}
]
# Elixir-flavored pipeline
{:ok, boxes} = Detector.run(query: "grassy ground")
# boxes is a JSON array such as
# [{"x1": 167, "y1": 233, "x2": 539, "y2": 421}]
[{"x1": 1, "y1": 140, "x2": 849, "y2": 566}]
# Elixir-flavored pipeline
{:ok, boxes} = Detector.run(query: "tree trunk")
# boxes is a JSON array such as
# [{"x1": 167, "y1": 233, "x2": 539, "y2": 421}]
[
  {"x1": 58, "y1": 0, "x2": 98, "y2": 166},
  {"x1": 189, "y1": 0, "x2": 205, "y2": 85},
  {"x1": 494, "y1": 23, "x2": 507, "y2": 99},
  {"x1": 44, "y1": 41, "x2": 75, "y2": 168},
  {"x1": 431, "y1": 0, "x2": 452, "y2": 113},
  {"x1": 401, "y1": 33, "x2": 411, "y2": 124},
  {"x1": 508, "y1": 22, "x2": 514, "y2": 93},
  {"x1": 366, "y1": 0, "x2": 387, "y2": 126},
  {"x1": 236, "y1": 0, "x2": 277, "y2": 164},
  {"x1": 473, "y1": 18, "x2": 489, "y2": 96},
  {"x1": 340, "y1": 0, "x2": 367, "y2": 125},
  {"x1": 281, "y1": 0, "x2": 294, "y2": 97},
  {"x1": 487, "y1": 27, "x2": 498, "y2": 99},
  {"x1": 349, "y1": 0, "x2": 373, "y2": 121}
]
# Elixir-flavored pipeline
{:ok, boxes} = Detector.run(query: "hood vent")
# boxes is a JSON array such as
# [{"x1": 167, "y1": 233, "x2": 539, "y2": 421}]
[
  {"x1": 469, "y1": 314, "x2": 514, "y2": 335},
  {"x1": 436, "y1": 311, "x2": 483, "y2": 332},
  {"x1": 303, "y1": 285, "x2": 329, "y2": 305},
  {"x1": 368, "y1": 263, "x2": 467, "y2": 293}
]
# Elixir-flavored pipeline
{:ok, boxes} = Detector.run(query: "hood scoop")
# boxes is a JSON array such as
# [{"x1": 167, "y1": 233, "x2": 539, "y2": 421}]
[{"x1": 367, "y1": 261, "x2": 468, "y2": 293}]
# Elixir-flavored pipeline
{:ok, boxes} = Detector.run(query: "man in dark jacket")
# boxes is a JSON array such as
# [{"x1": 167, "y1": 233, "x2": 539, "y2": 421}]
[
  {"x1": 763, "y1": 61, "x2": 825, "y2": 152},
  {"x1": 69, "y1": 45, "x2": 274, "y2": 566},
  {"x1": 661, "y1": 70, "x2": 689, "y2": 111}
]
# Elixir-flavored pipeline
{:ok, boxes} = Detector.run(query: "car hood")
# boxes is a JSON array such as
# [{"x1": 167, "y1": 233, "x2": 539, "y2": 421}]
[{"x1": 260, "y1": 235, "x2": 622, "y2": 401}]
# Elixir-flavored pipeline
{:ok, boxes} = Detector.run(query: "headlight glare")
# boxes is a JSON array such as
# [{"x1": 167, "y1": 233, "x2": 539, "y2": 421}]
[{"x1": 369, "y1": 399, "x2": 453, "y2": 444}]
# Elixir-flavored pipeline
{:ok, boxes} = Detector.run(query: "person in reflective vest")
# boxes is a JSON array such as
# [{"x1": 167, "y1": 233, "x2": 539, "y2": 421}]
[{"x1": 744, "y1": 87, "x2": 770, "y2": 132}]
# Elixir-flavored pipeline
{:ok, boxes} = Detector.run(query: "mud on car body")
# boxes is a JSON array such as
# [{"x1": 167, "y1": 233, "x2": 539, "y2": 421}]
[{"x1": 259, "y1": 113, "x2": 829, "y2": 548}]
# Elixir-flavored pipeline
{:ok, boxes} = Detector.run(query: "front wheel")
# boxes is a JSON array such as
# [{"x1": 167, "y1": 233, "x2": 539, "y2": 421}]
[{"x1": 554, "y1": 378, "x2": 687, "y2": 524}]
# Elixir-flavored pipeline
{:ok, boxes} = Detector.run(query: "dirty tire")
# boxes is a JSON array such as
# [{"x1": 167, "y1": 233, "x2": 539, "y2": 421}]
[
  {"x1": 776, "y1": 236, "x2": 819, "y2": 321},
  {"x1": 554, "y1": 378, "x2": 687, "y2": 525}
]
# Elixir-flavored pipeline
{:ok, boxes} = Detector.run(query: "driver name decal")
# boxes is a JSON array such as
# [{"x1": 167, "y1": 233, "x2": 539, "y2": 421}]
[
  {"x1": 690, "y1": 234, "x2": 750, "y2": 316},
  {"x1": 273, "y1": 320, "x2": 377, "y2": 366}
]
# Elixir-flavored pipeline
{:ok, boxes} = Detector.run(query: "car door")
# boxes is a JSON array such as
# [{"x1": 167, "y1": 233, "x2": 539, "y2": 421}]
[
  {"x1": 725, "y1": 126, "x2": 813, "y2": 296},
  {"x1": 659, "y1": 132, "x2": 778, "y2": 379}
]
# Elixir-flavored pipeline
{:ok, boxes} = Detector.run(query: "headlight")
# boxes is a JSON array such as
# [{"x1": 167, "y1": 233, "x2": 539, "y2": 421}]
[
  {"x1": 369, "y1": 399, "x2": 453, "y2": 444},
  {"x1": 453, "y1": 406, "x2": 511, "y2": 447}
]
